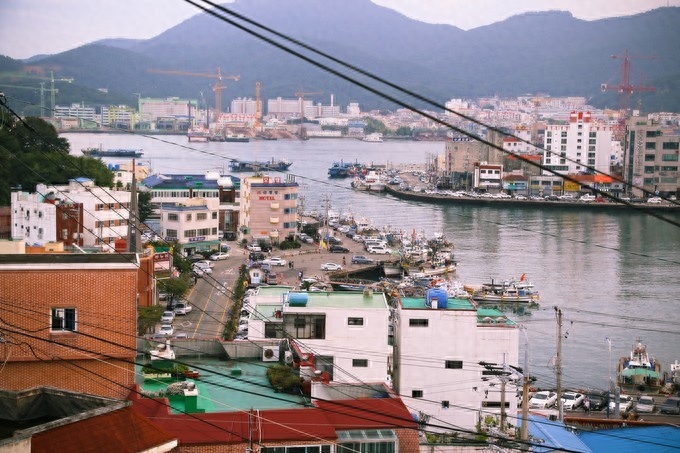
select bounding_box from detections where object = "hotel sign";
[188,236,206,242]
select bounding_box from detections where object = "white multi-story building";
[394,291,519,433]
[54,103,98,127]
[139,97,198,123]
[245,287,391,384]
[12,179,131,251]
[159,198,219,255]
[267,97,313,120]
[230,97,257,115]
[543,111,613,175]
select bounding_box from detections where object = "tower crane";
[147,67,240,116]
[0,71,73,116]
[601,49,657,114]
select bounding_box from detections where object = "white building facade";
[159,198,220,255]
[543,111,613,175]
[394,294,519,433]
[239,175,298,244]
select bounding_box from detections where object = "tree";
[138,191,153,223]
[0,116,112,205]
[158,274,192,302]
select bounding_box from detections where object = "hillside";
[1,0,679,114]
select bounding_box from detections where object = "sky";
[1,0,678,60]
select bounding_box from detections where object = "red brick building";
[0,253,139,399]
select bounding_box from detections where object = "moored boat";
[618,339,664,392]
[82,146,143,158]
[187,127,210,142]
[224,133,250,143]
[362,132,384,142]
[464,274,539,303]
[229,158,292,172]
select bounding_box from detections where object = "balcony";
[270,202,280,210]
[269,217,279,224]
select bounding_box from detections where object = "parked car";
[647,196,663,204]
[635,396,656,413]
[583,390,609,411]
[246,243,261,252]
[609,395,634,413]
[194,259,214,268]
[174,332,189,339]
[192,267,205,278]
[528,391,557,409]
[263,257,287,267]
[351,255,374,264]
[321,262,343,271]
[249,252,265,262]
[367,245,390,254]
[329,245,349,253]
[160,310,175,324]
[174,302,192,315]
[266,273,279,285]
[561,391,585,410]
[158,324,174,336]
[659,396,680,415]
[209,251,230,260]
[326,236,343,245]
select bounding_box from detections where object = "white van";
[367,245,390,254]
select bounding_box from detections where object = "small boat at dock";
[82,145,143,158]
[618,339,664,392]
[464,274,539,304]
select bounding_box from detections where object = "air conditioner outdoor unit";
[262,347,279,362]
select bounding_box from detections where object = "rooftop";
[136,358,307,414]
[286,290,388,310]
[400,296,475,310]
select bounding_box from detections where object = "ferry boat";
[229,158,292,172]
[328,161,355,178]
[224,133,250,143]
[617,339,664,392]
[81,146,143,158]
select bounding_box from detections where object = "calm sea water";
[64,132,680,392]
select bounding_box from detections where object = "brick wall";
[0,266,138,399]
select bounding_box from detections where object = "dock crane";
[147,68,240,117]
[294,89,322,139]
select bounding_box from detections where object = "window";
[645,142,657,150]
[353,359,368,367]
[644,166,655,174]
[445,360,463,369]
[645,154,656,162]
[412,390,423,398]
[196,213,207,221]
[262,446,331,453]
[211,212,218,219]
[662,154,679,162]
[186,213,192,221]
[167,213,178,221]
[662,142,679,150]
[442,401,450,409]
[348,317,364,326]
[166,229,178,239]
[51,308,76,332]
[409,319,428,327]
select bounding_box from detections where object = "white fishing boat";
[618,339,664,392]
[362,132,384,142]
[464,274,539,303]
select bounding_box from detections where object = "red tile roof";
[31,406,176,453]
[315,397,417,430]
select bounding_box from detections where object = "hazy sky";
[1,0,677,59]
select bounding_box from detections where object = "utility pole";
[520,327,530,441]
[555,307,564,422]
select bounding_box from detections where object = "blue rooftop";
[579,425,680,452]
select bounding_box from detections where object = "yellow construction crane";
[148,67,240,115]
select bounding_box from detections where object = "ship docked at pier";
[81,146,143,158]
[229,158,292,172]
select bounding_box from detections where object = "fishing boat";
[464,274,539,303]
[81,146,143,158]
[328,161,356,178]
[229,158,292,172]
[671,360,680,386]
[617,339,664,392]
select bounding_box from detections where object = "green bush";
[266,365,301,392]
[279,240,301,250]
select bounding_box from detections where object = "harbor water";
[63,132,680,393]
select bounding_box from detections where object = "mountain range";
[2,0,680,115]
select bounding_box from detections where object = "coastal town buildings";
[238,174,299,244]
[157,198,220,256]
[143,172,240,240]
[11,178,131,251]
[624,115,680,198]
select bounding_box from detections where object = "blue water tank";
[425,288,448,309]
[288,292,309,306]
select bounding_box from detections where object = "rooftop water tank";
[288,292,309,307]
[426,288,448,309]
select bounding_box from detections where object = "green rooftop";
[289,291,388,309]
[136,358,307,414]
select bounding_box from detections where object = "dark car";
[583,390,609,411]
[659,396,680,415]
[351,255,374,264]
[249,252,265,262]
[327,236,343,245]
[329,245,349,253]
